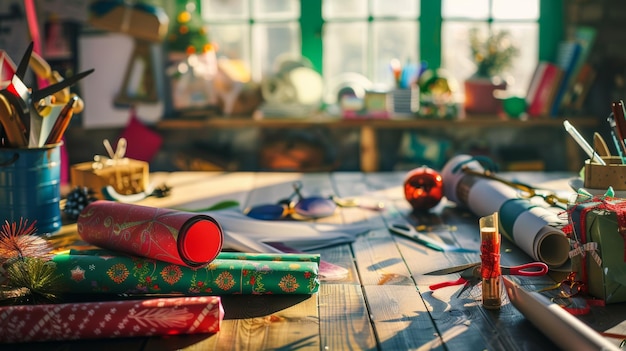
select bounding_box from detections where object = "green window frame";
[176,0,563,78]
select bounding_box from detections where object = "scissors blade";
[388,223,477,253]
[424,262,480,276]
[388,223,445,251]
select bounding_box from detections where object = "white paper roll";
[441,154,570,267]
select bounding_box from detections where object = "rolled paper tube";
[52,250,320,295]
[500,200,570,267]
[0,296,224,343]
[77,200,223,267]
[440,155,570,268]
[503,277,620,351]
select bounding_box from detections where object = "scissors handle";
[429,277,468,291]
[502,262,548,277]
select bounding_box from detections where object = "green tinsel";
[0,258,61,305]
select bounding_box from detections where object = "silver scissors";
[388,223,477,253]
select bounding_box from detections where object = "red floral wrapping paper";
[0,296,223,343]
[77,201,223,267]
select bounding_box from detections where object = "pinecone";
[151,183,172,198]
[63,187,97,220]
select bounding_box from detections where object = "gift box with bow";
[70,138,149,199]
[568,198,626,303]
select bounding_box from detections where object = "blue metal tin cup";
[0,144,62,234]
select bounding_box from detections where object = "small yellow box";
[70,158,149,199]
[584,156,626,192]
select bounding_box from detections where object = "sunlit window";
[322,0,419,89]
[441,0,539,95]
[200,0,300,82]
[196,0,545,101]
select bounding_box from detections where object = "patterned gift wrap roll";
[77,200,223,267]
[52,250,320,295]
[0,296,223,343]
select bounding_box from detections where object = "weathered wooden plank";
[364,285,444,351]
[170,294,319,350]
[351,228,415,286]
[315,244,360,285]
[318,284,377,350]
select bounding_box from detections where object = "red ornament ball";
[403,166,444,211]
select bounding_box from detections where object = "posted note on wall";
[78,33,164,128]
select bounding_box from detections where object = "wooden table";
[6,171,626,350]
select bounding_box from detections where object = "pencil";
[44,96,78,145]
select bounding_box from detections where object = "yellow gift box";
[70,138,149,199]
[584,156,626,192]
[70,157,149,199]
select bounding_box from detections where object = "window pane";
[442,21,537,97]
[372,0,419,18]
[208,23,250,62]
[201,0,249,21]
[442,0,489,19]
[441,21,489,96]
[492,22,538,94]
[372,21,418,87]
[322,0,367,20]
[253,0,299,20]
[492,0,539,20]
[323,22,368,82]
[252,22,301,81]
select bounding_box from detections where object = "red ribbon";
[563,196,626,295]
[572,197,626,261]
[480,234,501,278]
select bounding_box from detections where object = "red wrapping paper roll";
[77,200,223,267]
[0,296,223,343]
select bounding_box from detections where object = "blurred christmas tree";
[167,2,214,55]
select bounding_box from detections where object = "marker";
[563,120,606,165]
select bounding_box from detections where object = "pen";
[611,101,626,155]
[44,96,78,145]
[563,120,606,166]
[606,113,626,163]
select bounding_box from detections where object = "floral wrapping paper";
[52,250,320,295]
[77,200,223,268]
[0,296,223,343]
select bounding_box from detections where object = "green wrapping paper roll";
[52,250,320,295]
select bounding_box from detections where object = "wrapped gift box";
[70,158,149,199]
[0,296,223,343]
[569,200,626,303]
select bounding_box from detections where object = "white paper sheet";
[204,209,373,253]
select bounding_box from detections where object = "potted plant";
[464,28,519,115]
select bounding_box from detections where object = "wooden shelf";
[156,114,598,172]
[157,115,598,130]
